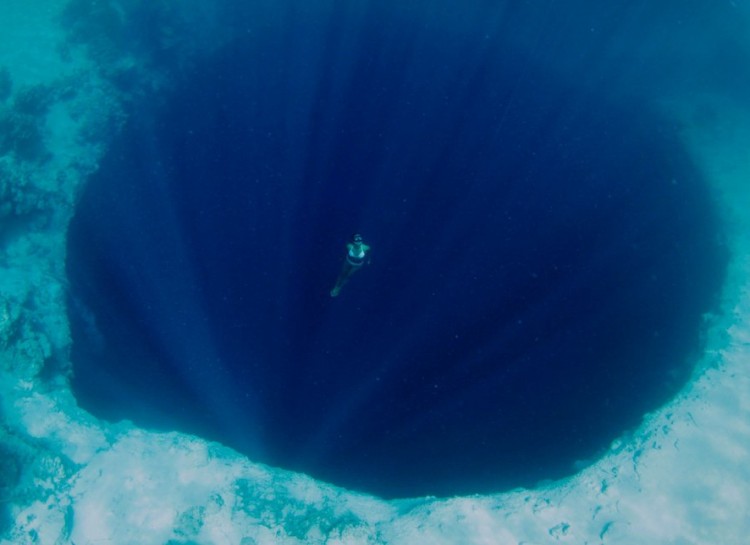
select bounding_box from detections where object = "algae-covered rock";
[0,107,46,161]
[0,440,22,535]
[12,84,55,118]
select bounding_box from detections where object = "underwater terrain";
[67,2,726,498]
[0,0,749,543]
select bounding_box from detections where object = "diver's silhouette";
[330,233,371,297]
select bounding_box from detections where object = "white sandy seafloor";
[1,3,749,544]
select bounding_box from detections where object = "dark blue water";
[67,1,728,498]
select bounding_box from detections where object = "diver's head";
[353,233,363,244]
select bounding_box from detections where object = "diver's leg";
[330,262,355,297]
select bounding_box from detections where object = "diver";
[330,233,371,297]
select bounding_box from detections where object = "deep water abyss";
[67,4,727,498]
